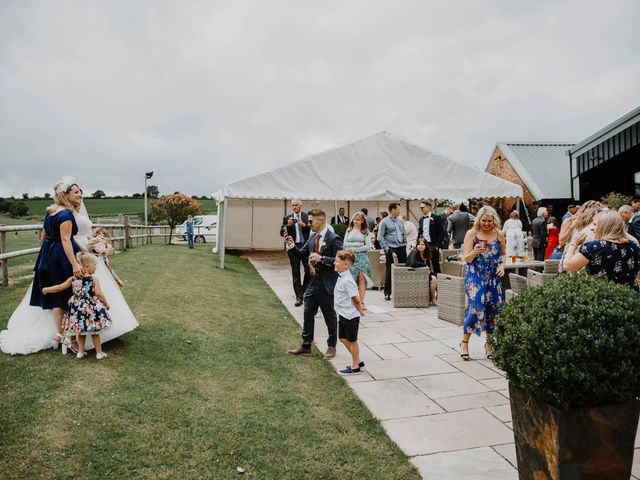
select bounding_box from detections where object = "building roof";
[490,142,575,200]
[218,132,523,201]
[570,105,640,157]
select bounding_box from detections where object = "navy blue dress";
[578,240,640,292]
[30,209,80,309]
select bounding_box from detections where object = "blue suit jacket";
[290,228,343,295]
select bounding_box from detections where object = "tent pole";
[334,200,338,223]
[218,199,227,269]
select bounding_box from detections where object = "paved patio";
[248,252,640,479]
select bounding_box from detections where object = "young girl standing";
[42,252,111,359]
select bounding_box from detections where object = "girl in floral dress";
[42,252,111,360]
[459,207,506,361]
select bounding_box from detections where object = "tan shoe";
[287,346,312,356]
[324,346,336,359]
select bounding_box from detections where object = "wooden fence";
[0,218,173,287]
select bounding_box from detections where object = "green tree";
[8,200,29,217]
[92,189,106,199]
[147,185,159,199]
[22,193,29,200]
[44,192,51,199]
[148,194,203,243]
[601,191,632,211]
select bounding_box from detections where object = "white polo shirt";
[334,271,360,320]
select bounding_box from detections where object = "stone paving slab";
[382,409,514,456]
[247,252,640,479]
[412,447,517,480]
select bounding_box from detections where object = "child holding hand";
[90,227,124,287]
[42,252,111,359]
[333,249,366,375]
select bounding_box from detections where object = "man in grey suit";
[531,207,549,261]
[447,204,475,249]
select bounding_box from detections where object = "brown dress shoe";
[287,346,312,355]
[324,346,336,359]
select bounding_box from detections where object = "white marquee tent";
[214,131,522,267]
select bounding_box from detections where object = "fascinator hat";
[54,176,77,194]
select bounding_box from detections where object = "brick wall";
[485,148,536,217]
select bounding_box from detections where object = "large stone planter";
[509,383,640,480]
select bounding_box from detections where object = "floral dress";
[343,228,372,287]
[62,276,111,335]
[578,240,640,292]
[464,237,504,335]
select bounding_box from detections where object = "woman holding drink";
[459,206,505,361]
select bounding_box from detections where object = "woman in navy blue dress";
[459,206,506,361]
[563,209,640,291]
[29,180,84,342]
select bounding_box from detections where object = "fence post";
[0,231,7,287]
[124,216,132,250]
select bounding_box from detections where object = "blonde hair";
[348,212,369,234]
[46,181,79,215]
[474,206,501,231]
[594,210,628,242]
[336,249,356,264]
[572,200,601,231]
[75,251,97,268]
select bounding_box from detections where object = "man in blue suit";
[280,198,311,306]
[285,209,343,359]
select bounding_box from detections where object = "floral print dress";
[579,240,640,292]
[62,276,111,335]
[463,237,504,335]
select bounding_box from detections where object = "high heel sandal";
[460,340,470,361]
[484,342,494,361]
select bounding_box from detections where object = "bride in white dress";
[0,202,139,354]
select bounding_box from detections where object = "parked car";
[175,215,218,243]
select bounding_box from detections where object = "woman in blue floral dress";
[563,210,640,291]
[43,252,111,360]
[459,206,505,361]
[343,212,373,305]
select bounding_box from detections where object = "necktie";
[315,233,321,253]
[293,215,299,242]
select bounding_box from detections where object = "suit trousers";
[301,283,337,348]
[288,243,308,300]
[384,246,408,296]
[428,243,441,275]
[533,246,546,262]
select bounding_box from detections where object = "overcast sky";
[1,0,638,198]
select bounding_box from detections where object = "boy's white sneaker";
[76,351,87,359]
[96,352,108,360]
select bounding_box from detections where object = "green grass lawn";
[15,198,218,219]
[0,244,420,479]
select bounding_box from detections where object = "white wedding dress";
[0,207,139,354]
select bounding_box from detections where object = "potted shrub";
[492,274,640,480]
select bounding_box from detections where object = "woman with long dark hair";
[406,237,438,305]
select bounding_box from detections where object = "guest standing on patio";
[343,212,372,305]
[459,206,505,362]
[417,201,446,274]
[502,210,525,259]
[280,198,310,307]
[286,209,342,359]
[531,207,548,261]
[545,215,560,259]
[377,203,407,301]
[563,210,640,291]
[447,203,474,249]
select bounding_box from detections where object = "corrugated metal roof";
[570,105,640,157]
[493,142,575,200]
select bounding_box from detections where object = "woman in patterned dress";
[563,210,640,291]
[343,212,373,304]
[459,206,506,361]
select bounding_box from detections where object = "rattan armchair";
[367,250,386,289]
[391,253,430,307]
[527,269,557,286]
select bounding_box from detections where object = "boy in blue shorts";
[334,249,366,375]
